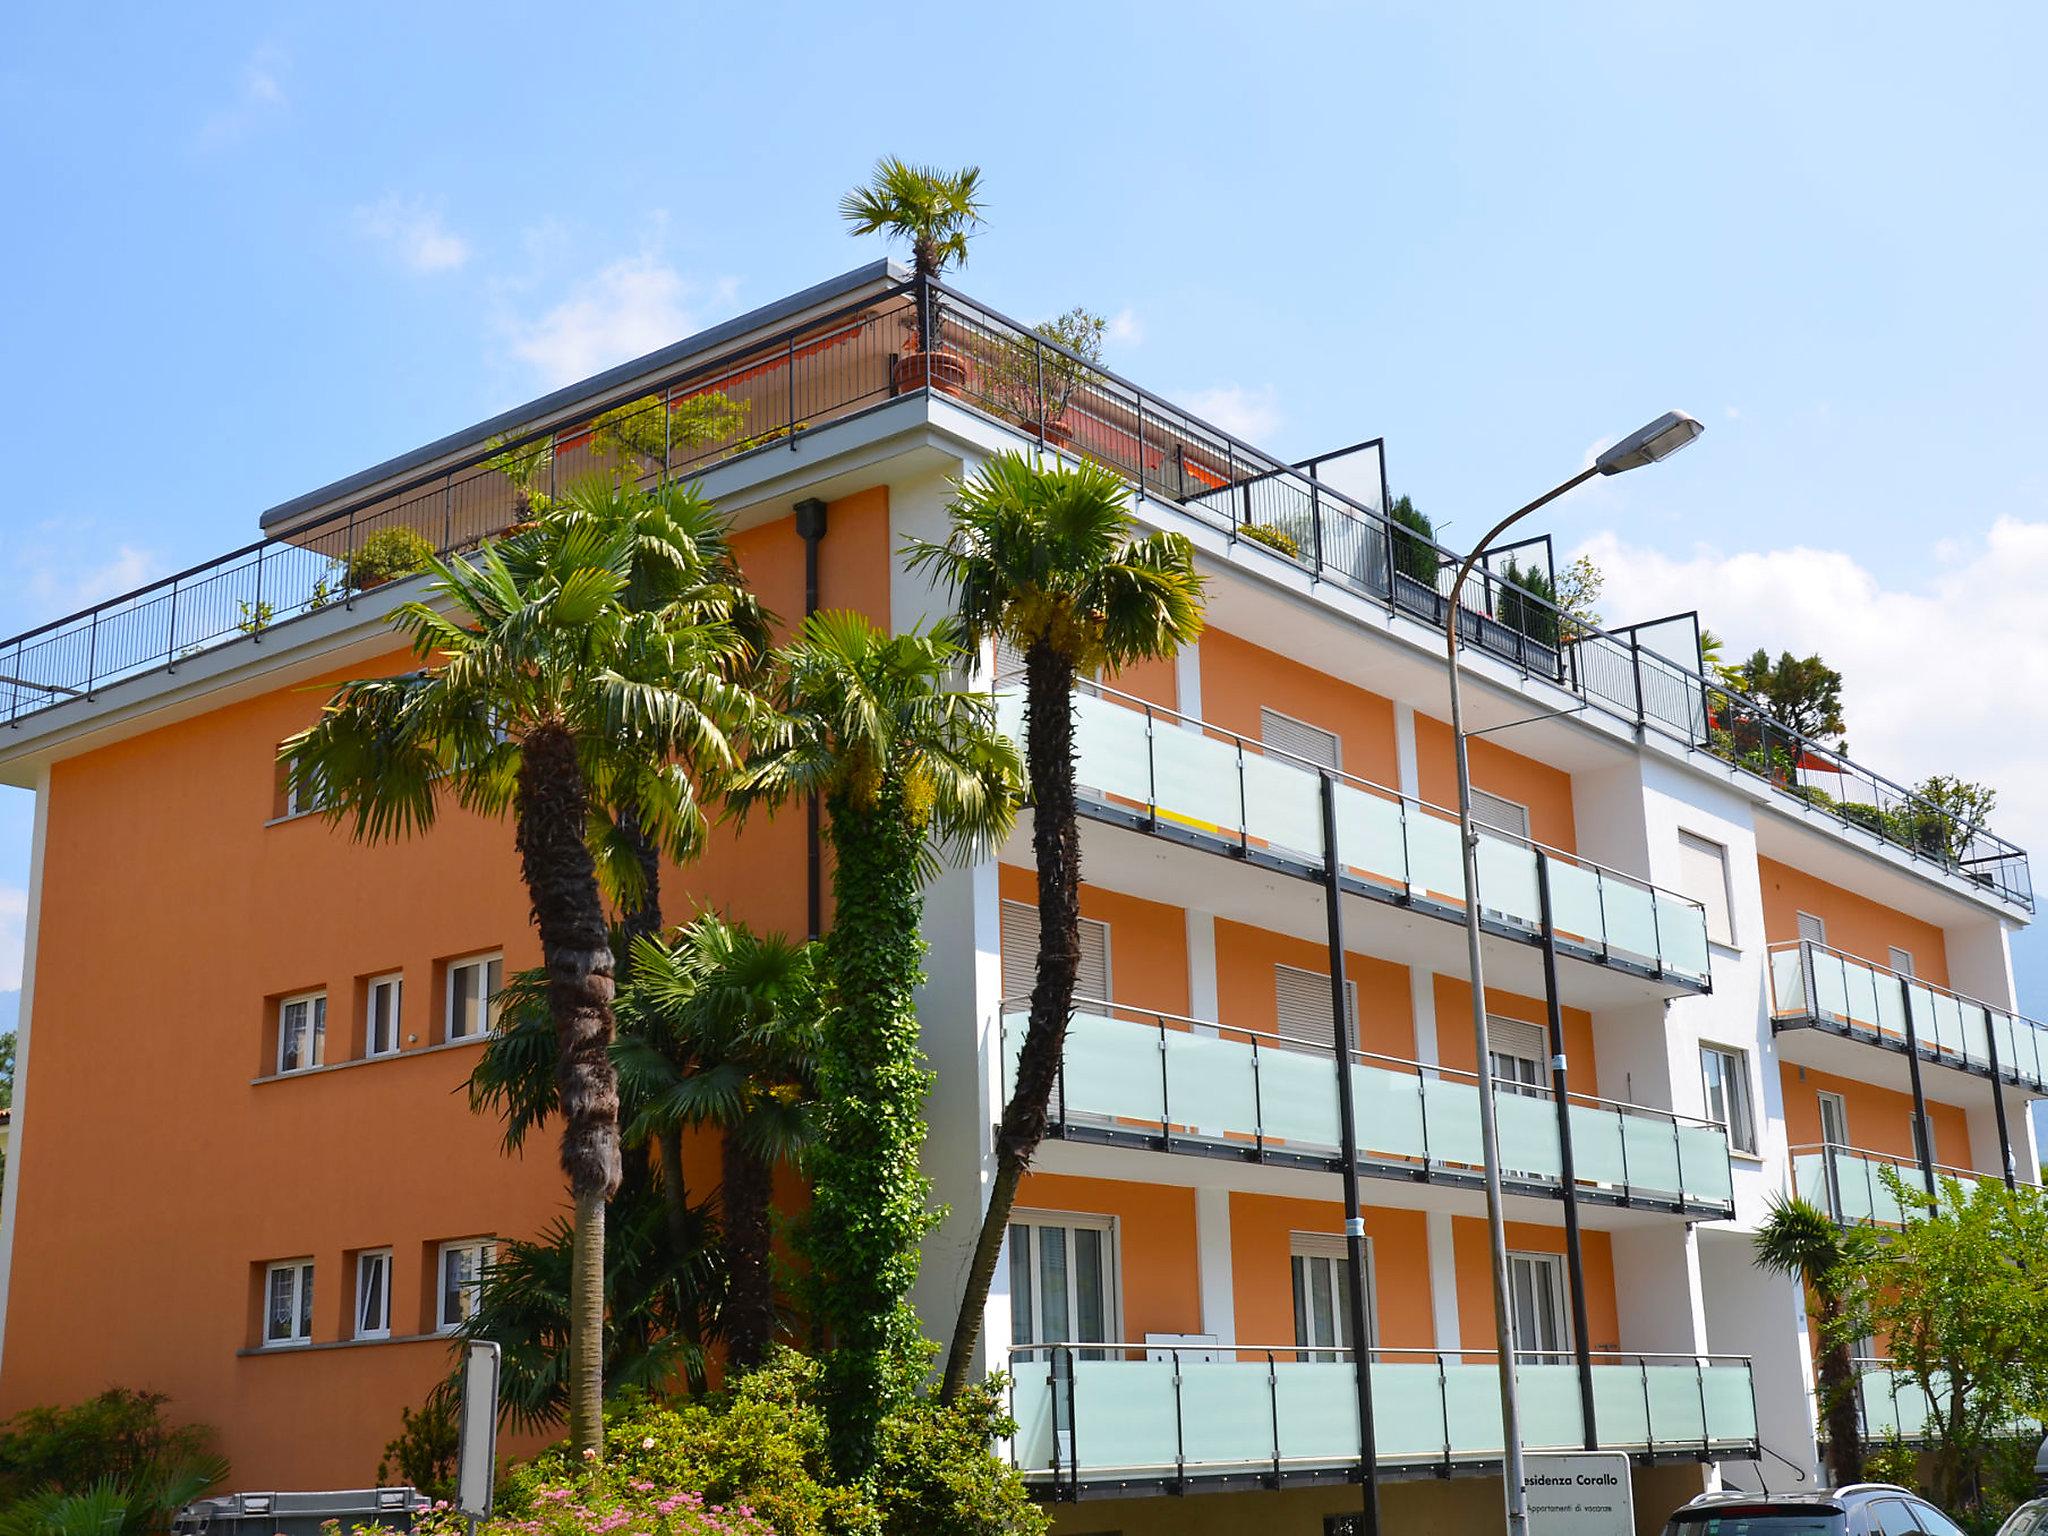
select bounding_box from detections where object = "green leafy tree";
[1908,774,1999,863]
[1751,1194,1877,1485]
[839,159,986,351]
[1556,552,1605,636]
[1730,647,1847,742]
[0,1391,220,1507]
[1495,556,1560,648]
[619,918,823,1371]
[485,431,557,521]
[984,307,1106,434]
[1387,494,1440,586]
[590,394,752,485]
[908,452,1205,1402]
[733,613,1021,1478]
[1842,1170,2048,1516]
[281,512,759,1457]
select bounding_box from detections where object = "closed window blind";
[1796,911,1828,947]
[994,635,1026,685]
[1274,963,1359,1049]
[1470,788,1530,839]
[1260,709,1341,771]
[1677,831,1735,947]
[1001,899,1111,1006]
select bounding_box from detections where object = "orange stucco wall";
[1430,975,1596,1087]
[1228,1193,1434,1353]
[1415,713,1577,851]
[1777,1062,1969,1166]
[0,490,892,1488]
[1011,1172,1203,1343]
[1197,630,1400,788]
[1215,919,1414,1060]
[1452,1218,1621,1357]
[997,866,1192,1018]
[1757,856,1950,985]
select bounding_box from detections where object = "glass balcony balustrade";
[1001,1000,1735,1215]
[994,683,1712,990]
[1768,940,2048,1091]
[1007,1344,1757,1487]
[1789,1143,1989,1228]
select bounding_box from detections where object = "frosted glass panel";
[1061,1012,1166,1125]
[1179,1360,1277,1468]
[1150,726,1245,835]
[1657,895,1710,980]
[1243,751,1323,859]
[1071,691,1154,807]
[1010,1372,1058,1471]
[1604,881,1658,961]
[1272,1363,1361,1465]
[1678,1124,1735,1205]
[1422,1074,1486,1167]
[1571,1103,1629,1189]
[1812,953,1850,1018]
[1702,1366,1757,1444]
[1874,971,1908,1037]
[1646,1364,1707,1446]
[1494,1089,1561,1175]
[1475,832,1539,926]
[1367,1364,1446,1461]
[1407,811,1465,899]
[1167,1030,1260,1132]
[1354,1062,1427,1164]
[1334,782,1407,887]
[1619,1111,1682,1198]
[1071,1360,1179,1472]
[1259,1045,1342,1148]
[1770,947,1808,1015]
[1443,1367,1503,1455]
[1519,1366,1585,1451]
[1591,1365,1651,1448]
[1548,860,1604,946]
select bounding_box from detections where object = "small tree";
[840,158,986,352]
[1907,774,1999,863]
[1555,552,1605,636]
[590,393,751,483]
[984,307,1106,434]
[1842,1170,2048,1516]
[1387,494,1440,587]
[1495,556,1560,648]
[1730,647,1846,743]
[1752,1194,1876,1485]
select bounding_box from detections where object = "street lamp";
[1443,410,1702,1536]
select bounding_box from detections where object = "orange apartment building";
[0,260,2039,1534]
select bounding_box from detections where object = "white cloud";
[1107,308,1143,347]
[7,533,162,622]
[355,195,471,273]
[502,255,738,389]
[1583,518,2048,867]
[0,885,23,992]
[1181,383,1281,444]
[198,43,288,147]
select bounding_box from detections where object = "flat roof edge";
[256,256,910,532]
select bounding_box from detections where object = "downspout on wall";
[795,497,828,940]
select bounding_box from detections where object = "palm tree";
[282,514,759,1456]
[1753,1193,1875,1484]
[733,610,1020,1478]
[909,451,1206,1402]
[839,157,986,352]
[618,917,822,1372]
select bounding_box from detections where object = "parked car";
[1997,1497,2048,1535]
[1662,1485,1966,1535]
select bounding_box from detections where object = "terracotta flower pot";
[895,348,970,397]
[1036,415,1075,449]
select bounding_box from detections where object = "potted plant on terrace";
[839,157,986,397]
[346,526,435,592]
[484,430,556,531]
[985,306,1106,447]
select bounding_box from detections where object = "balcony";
[1003,1001,1735,1218]
[1007,1344,1758,1495]
[0,268,2026,911]
[1768,940,2048,1092]
[995,683,1714,995]
[1789,1143,1989,1228]
[1843,1362,2036,1446]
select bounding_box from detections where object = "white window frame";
[1888,946,1916,979]
[1486,1016,1549,1098]
[437,1239,495,1333]
[1289,1232,1378,1360]
[1817,1090,1850,1148]
[1008,1211,1119,1361]
[354,1249,393,1340]
[445,954,504,1042]
[276,991,328,1075]
[1507,1250,1572,1364]
[1677,830,1737,949]
[1259,707,1342,772]
[281,750,328,819]
[263,1258,315,1347]
[365,974,403,1059]
[1700,1041,1758,1154]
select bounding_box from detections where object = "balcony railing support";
[1899,976,1939,1203]
[1985,1009,2018,1190]
[1537,852,1598,1451]
[1318,773,1381,1535]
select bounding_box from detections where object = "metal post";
[1537,851,1599,1450]
[1985,1009,2018,1190]
[1319,773,1380,1535]
[794,498,828,940]
[1899,976,1938,1202]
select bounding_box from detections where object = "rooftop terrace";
[0,266,2029,910]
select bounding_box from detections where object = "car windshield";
[1664,1515,1845,1535]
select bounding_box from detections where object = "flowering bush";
[382,1484,778,1536]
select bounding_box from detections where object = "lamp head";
[1595,411,1704,475]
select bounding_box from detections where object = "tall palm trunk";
[615,809,691,1253]
[942,639,1079,1401]
[721,1128,776,1371]
[515,722,622,1459]
[1814,1299,1865,1484]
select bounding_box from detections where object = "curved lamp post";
[1444,411,1703,1535]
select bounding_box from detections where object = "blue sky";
[5,3,2048,1028]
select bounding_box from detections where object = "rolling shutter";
[1001,899,1110,1006]
[1260,709,1341,771]
[1469,788,1530,839]
[1274,962,1358,1049]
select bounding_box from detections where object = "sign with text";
[457,1340,501,1519]
[1523,1452,1633,1536]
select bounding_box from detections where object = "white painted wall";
[1698,1229,1821,1490]
[0,768,50,1378]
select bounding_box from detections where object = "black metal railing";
[0,274,2028,910]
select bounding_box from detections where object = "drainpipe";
[1536,852,1598,1451]
[795,497,828,940]
[1319,774,1381,1534]
[1898,975,1938,1203]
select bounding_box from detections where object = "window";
[1507,1252,1570,1364]
[1872,1501,1928,1536]
[446,955,503,1041]
[1910,1112,1937,1168]
[263,1259,314,1346]
[1817,1091,1850,1148]
[437,1240,494,1333]
[1700,1043,1758,1153]
[279,750,329,819]
[1677,831,1736,948]
[1904,1501,1967,1536]
[1260,708,1341,772]
[1796,910,1828,947]
[1291,1234,1376,1361]
[1469,788,1530,841]
[1888,946,1916,978]
[999,900,1110,1006]
[1488,1017,1548,1097]
[1008,1215,1115,1362]
[355,1250,392,1340]
[1274,963,1359,1051]
[277,992,327,1074]
[366,975,403,1058]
